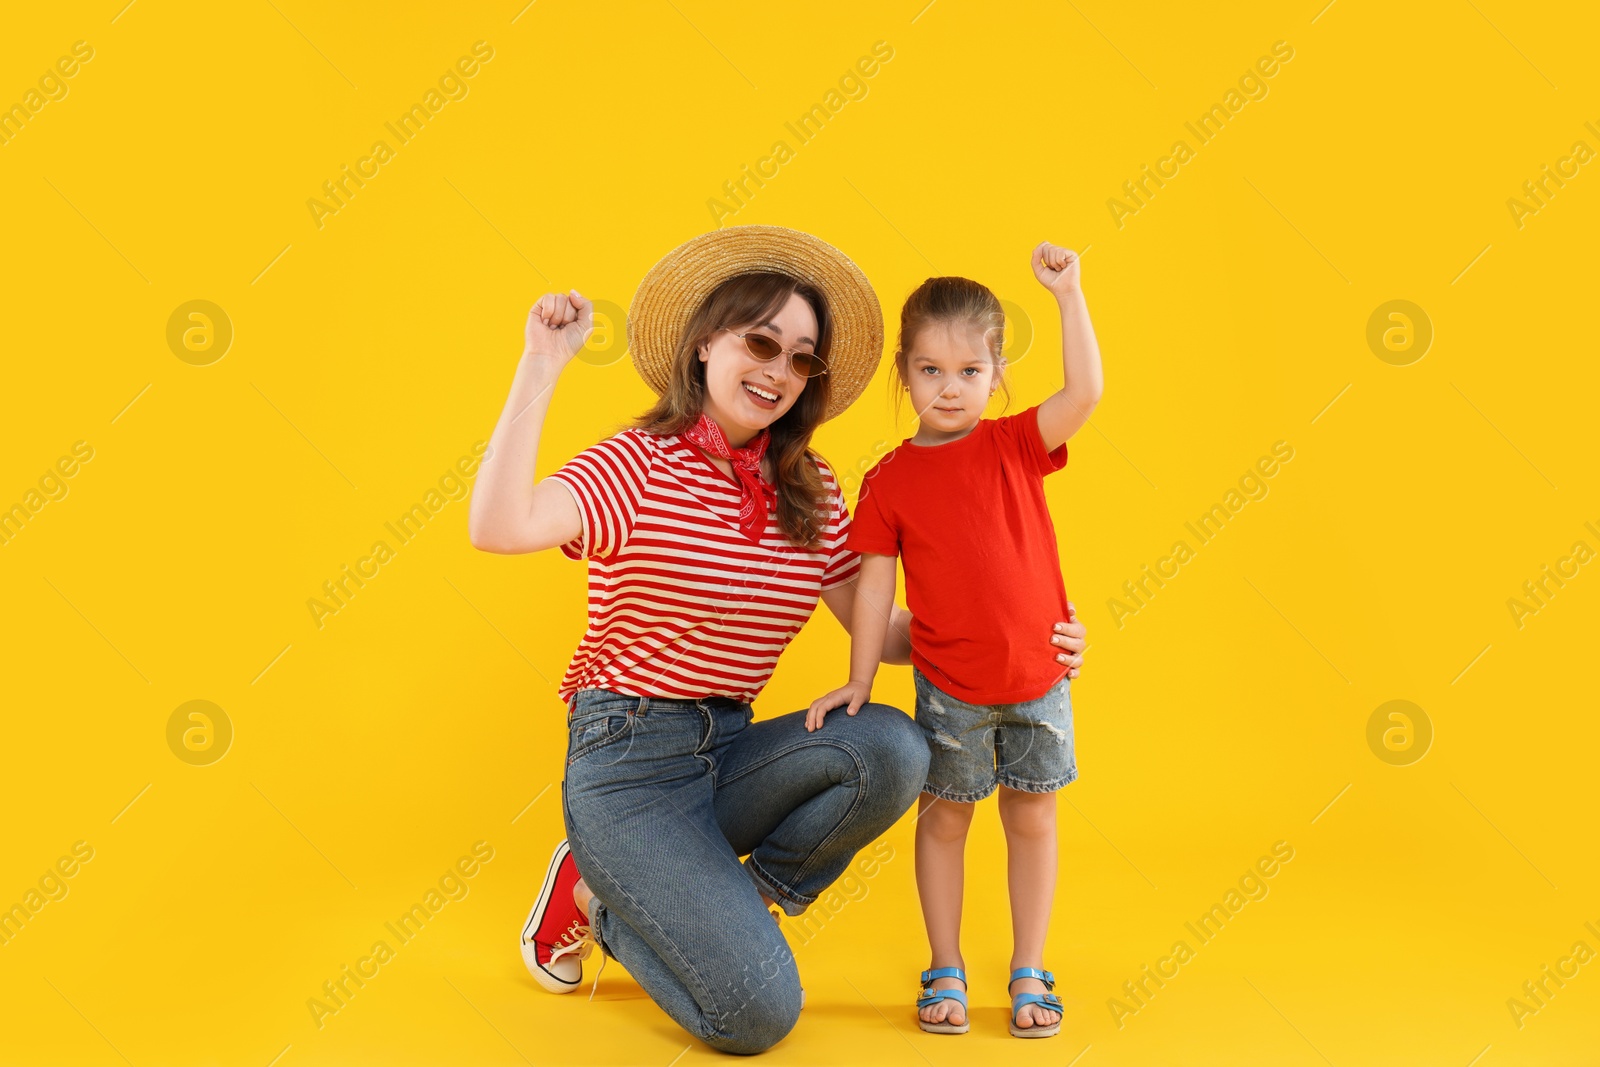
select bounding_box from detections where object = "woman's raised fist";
[523,289,594,365]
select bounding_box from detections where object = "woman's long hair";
[632,272,834,551]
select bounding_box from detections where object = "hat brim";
[627,225,885,423]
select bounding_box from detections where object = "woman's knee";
[707,1002,801,1054]
[855,703,932,790]
[870,703,934,806]
[704,966,802,1054]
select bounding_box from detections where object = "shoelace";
[549,922,607,1000]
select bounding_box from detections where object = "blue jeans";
[561,688,930,1054]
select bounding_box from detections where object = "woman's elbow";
[468,516,521,554]
[471,533,536,554]
[470,512,561,555]
[467,512,496,551]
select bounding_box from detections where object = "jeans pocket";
[567,710,635,765]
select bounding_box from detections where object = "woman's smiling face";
[696,291,818,445]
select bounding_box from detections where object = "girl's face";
[904,320,1002,442]
[696,291,818,445]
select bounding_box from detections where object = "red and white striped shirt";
[545,428,861,705]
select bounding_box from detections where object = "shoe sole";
[919,1021,971,1034]
[520,839,582,994]
[1009,1010,1062,1038]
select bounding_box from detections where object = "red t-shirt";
[847,403,1070,705]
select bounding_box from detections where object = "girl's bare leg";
[914,792,975,1027]
[997,785,1060,1030]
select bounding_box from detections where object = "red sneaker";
[519,839,597,994]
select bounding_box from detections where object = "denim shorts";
[912,667,1077,802]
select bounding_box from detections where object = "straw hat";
[627,225,884,422]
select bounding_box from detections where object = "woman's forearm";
[471,292,593,552]
[469,354,562,548]
[880,604,913,666]
[877,606,1088,674]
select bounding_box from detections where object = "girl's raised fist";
[1031,242,1081,295]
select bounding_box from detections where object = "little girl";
[806,242,1103,1038]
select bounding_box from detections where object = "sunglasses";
[720,329,829,379]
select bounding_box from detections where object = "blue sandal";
[916,966,970,1034]
[1008,967,1063,1038]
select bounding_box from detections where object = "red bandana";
[683,413,777,544]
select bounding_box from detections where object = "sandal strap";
[917,987,969,1009]
[920,966,967,985]
[917,966,969,1012]
[1008,966,1055,989]
[1012,991,1063,1013]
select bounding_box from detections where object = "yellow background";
[2,1,1597,1064]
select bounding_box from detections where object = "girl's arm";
[1031,242,1105,454]
[819,571,911,665]
[806,554,898,730]
[468,291,593,554]
[847,554,898,684]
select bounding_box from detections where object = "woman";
[468,226,1088,1054]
